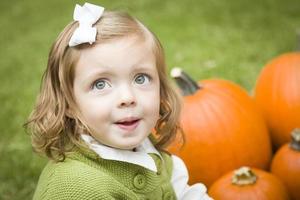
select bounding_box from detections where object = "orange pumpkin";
[168,68,272,187]
[254,52,300,149]
[208,166,290,200]
[271,128,300,200]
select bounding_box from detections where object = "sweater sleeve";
[170,155,213,200]
[37,182,115,200]
[33,160,135,200]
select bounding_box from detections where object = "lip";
[115,117,140,123]
[114,117,141,131]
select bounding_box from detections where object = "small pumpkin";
[271,128,300,200]
[209,166,290,200]
[168,68,272,187]
[254,52,300,149]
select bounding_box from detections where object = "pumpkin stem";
[290,128,300,151]
[171,67,200,96]
[232,166,257,186]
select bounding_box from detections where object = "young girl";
[25,3,212,200]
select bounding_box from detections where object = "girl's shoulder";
[39,147,120,182]
[33,150,137,200]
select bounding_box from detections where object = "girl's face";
[73,36,160,150]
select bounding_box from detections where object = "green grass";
[0,0,299,199]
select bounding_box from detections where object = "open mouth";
[115,119,140,125]
[114,118,140,131]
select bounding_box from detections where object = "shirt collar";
[81,134,162,172]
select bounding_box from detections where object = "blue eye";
[93,79,110,90]
[135,74,151,85]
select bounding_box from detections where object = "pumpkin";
[254,52,300,149]
[271,128,300,200]
[168,68,272,187]
[208,166,290,200]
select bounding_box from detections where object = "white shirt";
[81,134,213,200]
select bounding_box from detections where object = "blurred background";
[0,0,299,199]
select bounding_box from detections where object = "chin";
[117,139,142,150]
[121,143,139,150]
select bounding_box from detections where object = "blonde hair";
[24,11,183,161]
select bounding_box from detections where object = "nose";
[117,85,137,108]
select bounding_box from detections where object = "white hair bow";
[68,3,104,47]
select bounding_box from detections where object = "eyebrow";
[82,70,112,83]
[131,64,156,73]
[94,64,156,76]
[81,64,156,84]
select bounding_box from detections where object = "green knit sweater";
[33,147,177,200]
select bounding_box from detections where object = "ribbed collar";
[81,134,162,172]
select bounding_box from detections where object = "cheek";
[142,92,160,119]
[152,87,161,119]
[78,98,111,124]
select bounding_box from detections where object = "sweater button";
[163,192,174,200]
[133,174,146,189]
